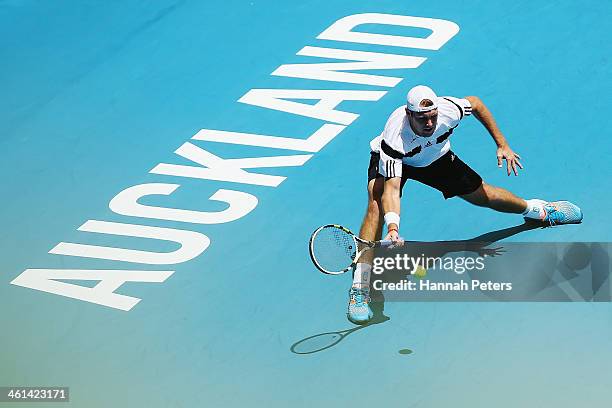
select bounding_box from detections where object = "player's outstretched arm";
[465,95,523,176]
[381,176,402,243]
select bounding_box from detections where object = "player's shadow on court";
[291,221,540,355]
[439,219,543,245]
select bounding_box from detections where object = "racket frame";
[308,224,390,275]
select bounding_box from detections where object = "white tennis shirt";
[370,96,472,176]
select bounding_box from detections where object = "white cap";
[406,85,438,112]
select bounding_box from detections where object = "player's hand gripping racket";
[308,224,403,275]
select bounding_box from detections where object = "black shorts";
[367,150,482,199]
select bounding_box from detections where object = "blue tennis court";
[1,1,611,406]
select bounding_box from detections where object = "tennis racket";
[308,224,402,275]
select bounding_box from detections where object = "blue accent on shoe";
[543,201,583,226]
[347,287,373,325]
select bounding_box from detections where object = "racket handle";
[377,238,404,248]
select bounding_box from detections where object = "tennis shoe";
[347,287,373,325]
[529,200,583,226]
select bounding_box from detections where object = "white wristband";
[384,212,400,228]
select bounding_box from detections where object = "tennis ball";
[413,265,427,279]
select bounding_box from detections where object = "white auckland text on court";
[12,13,461,310]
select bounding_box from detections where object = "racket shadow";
[290,303,390,355]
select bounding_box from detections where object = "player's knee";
[366,197,381,218]
[481,182,502,203]
[463,182,490,207]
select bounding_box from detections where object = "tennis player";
[347,85,583,324]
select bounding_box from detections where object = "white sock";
[522,199,548,220]
[352,263,372,290]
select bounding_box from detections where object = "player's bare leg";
[352,177,384,288]
[348,176,384,324]
[460,181,583,225]
[459,182,527,213]
[359,177,385,257]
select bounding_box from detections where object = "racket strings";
[311,227,357,273]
